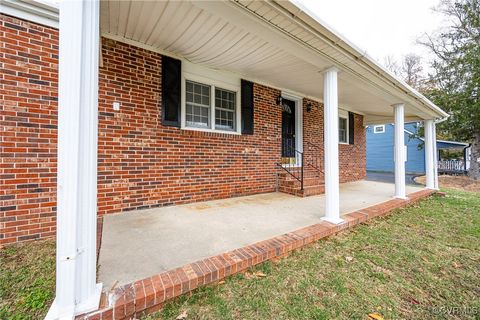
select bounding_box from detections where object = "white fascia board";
[436,140,469,147]
[0,0,59,28]
[364,115,423,125]
[280,0,449,120]
[402,130,468,147]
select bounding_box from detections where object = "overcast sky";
[300,0,444,69]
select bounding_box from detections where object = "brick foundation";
[1,15,367,245]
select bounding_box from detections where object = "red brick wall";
[0,16,366,245]
[97,38,282,214]
[303,98,366,183]
[0,15,58,246]
[339,113,366,182]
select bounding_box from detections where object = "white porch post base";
[45,284,102,320]
[393,103,407,199]
[321,216,345,225]
[46,0,102,319]
[322,67,343,224]
[424,119,435,189]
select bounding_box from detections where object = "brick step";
[279,184,325,197]
[281,177,324,187]
[277,166,324,197]
[278,170,322,180]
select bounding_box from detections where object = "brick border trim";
[77,189,435,320]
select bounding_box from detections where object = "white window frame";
[181,63,241,135]
[338,109,349,144]
[373,125,385,134]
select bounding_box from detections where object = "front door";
[281,98,296,163]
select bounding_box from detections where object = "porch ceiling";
[100,0,447,124]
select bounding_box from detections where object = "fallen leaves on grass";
[368,312,384,320]
[415,175,480,192]
[244,271,267,279]
[175,310,188,320]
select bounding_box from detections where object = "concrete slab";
[98,180,422,290]
[366,170,421,185]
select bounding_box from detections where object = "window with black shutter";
[348,111,355,145]
[241,79,254,135]
[161,55,181,127]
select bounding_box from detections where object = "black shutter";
[241,79,254,134]
[161,55,181,127]
[348,112,355,145]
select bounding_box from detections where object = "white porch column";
[432,121,439,189]
[46,0,102,319]
[322,67,343,224]
[424,119,435,189]
[393,103,407,199]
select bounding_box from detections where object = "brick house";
[0,1,447,319]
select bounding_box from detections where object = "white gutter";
[281,0,449,120]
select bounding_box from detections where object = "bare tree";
[383,54,425,90]
[401,54,424,88]
[383,55,401,77]
[419,0,480,180]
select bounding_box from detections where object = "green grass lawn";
[0,238,55,320]
[1,189,479,319]
[145,190,480,320]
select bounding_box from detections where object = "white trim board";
[0,0,59,28]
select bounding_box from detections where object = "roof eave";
[282,0,449,120]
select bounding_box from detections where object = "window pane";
[339,117,347,143]
[186,80,210,128]
[215,87,236,131]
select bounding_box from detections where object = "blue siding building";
[367,122,425,174]
[367,122,470,174]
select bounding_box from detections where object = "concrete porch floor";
[98,180,422,290]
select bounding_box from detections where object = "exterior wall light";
[306,102,312,112]
[276,95,283,106]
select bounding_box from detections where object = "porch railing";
[276,141,323,191]
[304,141,323,172]
[437,160,467,174]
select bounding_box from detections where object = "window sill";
[181,126,241,135]
[339,142,350,145]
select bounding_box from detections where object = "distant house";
[367,123,471,174]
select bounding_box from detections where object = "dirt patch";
[415,175,480,192]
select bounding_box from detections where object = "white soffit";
[98,0,445,121]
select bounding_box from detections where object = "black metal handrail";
[276,141,323,191]
[277,142,304,190]
[304,141,323,173]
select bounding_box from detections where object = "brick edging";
[77,189,435,320]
